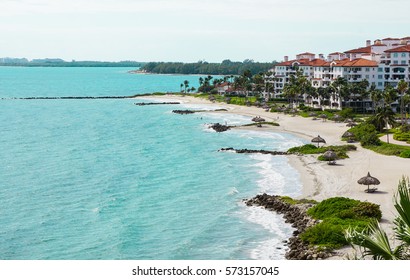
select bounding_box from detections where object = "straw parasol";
[322,150,337,165]
[357,172,380,193]
[342,131,355,143]
[332,114,342,122]
[252,116,265,122]
[346,121,357,127]
[311,135,326,148]
[319,114,328,121]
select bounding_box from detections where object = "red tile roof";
[344,46,371,54]
[331,58,378,67]
[383,37,401,40]
[276,58,327,67]
[385,45,410,53]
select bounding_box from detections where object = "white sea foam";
[249,154,286,195]
[198,112,252,125]
[244,206,293,259]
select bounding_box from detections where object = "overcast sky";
[1,0,410,62]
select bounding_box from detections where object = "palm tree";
[374,106,396,143]
[330,77,348,109]
[397,80,409,125]
[369,84,383,115]
[383,84,398,108]
[345,176,410,260]
[183,80,189,94]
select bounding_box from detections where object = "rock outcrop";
[245,193,334,260]
[219,147,288,155]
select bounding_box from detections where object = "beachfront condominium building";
[268,37,410,112]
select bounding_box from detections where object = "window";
[365,68,370,72]
[378,82,383,86]
[402,53,407,57]
[378,75,383,79]
[365,75,370,79]
[401,61,406,65]
[393,53,399,58]
[393,60,399,64]
[378,68,383,72]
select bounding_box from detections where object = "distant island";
[0,57,277,75]
[139,59,277,75]
[0,57,145,67]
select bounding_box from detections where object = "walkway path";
[379,134,410,146]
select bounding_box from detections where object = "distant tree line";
[0,58,146,67]
[141,59,277,75]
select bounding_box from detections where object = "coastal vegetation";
[287,144,356,160]
[141,59,276,75]
[301,197,382,249]
[345,176,410,260]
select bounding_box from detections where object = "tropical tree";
[369,84,383,115]
[374,106,396,143]
[183,80,189,94]
[345,176,410,260]
[397,80,409,125]
[383,84,398,108]
[329,77,349,109]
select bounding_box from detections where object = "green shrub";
[399,150,410,158]
[287,144,319,154]
[360,132,382,146]
[349,123,378,143]
[307,197,360,219]
[302,197,381,248]
[339,108,355,119]
[352,202,382,220]
[300,220,348,249]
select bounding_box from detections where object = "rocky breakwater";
[172,110,195,114]
[135,102,180,106]
[245,194,334,260]
[209,123,230,132]
[219,147,288,156]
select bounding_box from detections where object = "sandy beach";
[135,94,410,258]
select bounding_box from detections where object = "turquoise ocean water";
[0,67,306,260]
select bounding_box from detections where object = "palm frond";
[394,177,410,235]
[345,221,400,260]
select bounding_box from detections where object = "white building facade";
[268,37,410,110]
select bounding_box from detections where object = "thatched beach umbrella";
[342,131,355,142]
[357,172,380,193]
[319,114,328,121]
[311,135,326,148]
[308,112,317,117]
[342,131,354,138]
[252,116,265,122]
[332,114,342,122]
[323,150,337,165]
[346,121,357,127]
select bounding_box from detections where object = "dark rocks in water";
[135,102,180,106]
[209,123,230,132]
[219,147,288,155]
[245,193,333,260]
[172,110,195,114]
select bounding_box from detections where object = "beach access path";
[135,94,410,258]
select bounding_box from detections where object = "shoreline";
[135,94,409,259]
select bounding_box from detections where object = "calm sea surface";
[0,67,305,259]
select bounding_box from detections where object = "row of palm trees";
[283,71,410,120]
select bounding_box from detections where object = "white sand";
[135,94,410,258]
